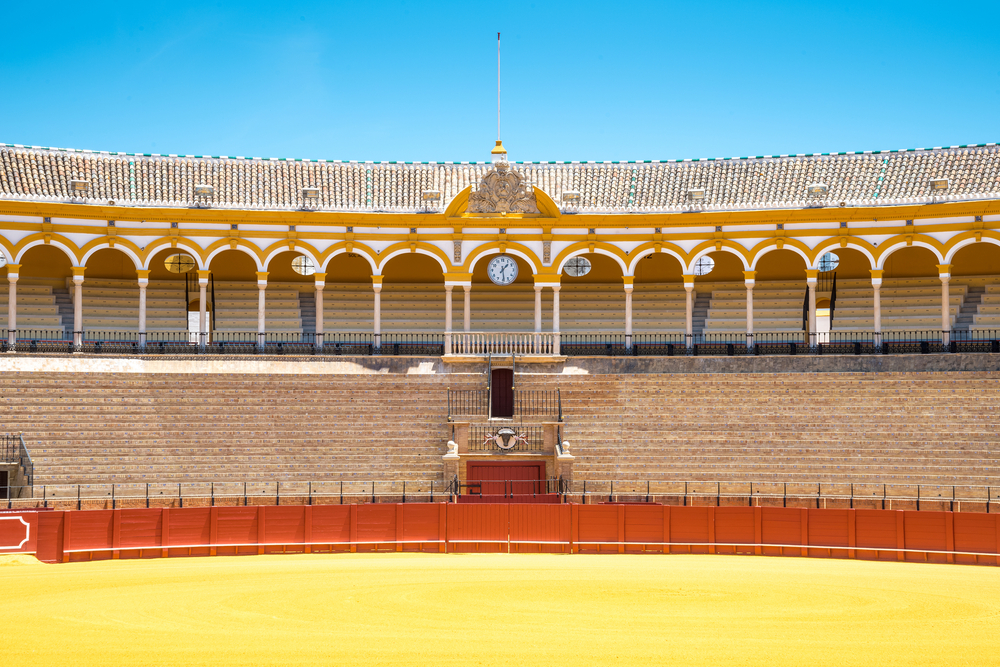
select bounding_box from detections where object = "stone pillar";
[444,284,453,354]
[463,284,471,332]
[71,267,85,350]
[197,269,211,349]
[805,269,818,348]
[255,271,268,350]
[552,284,561,356]
[744,270,756,349]
[314,272,326,352]
[136,269,150,349]
[623,276,634,351]
[870,269,883,348]
[533,284,543,354]
[372,276,383,349]
[6,264,20,349]
[938,264,952,348]
[683,275,695,349]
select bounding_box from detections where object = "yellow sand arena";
[2,553,999,666]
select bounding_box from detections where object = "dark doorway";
[0,470,8,500]
[491,368,514,418]
[467,461,545,496]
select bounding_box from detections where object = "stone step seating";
[704,284,808,333]
[213,283,303,333]
[63,278,188,332]
[518,372,1000,485]
[0,283,63,331]
[1,372,477,484]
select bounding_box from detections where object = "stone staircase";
[52,287,73,334]
[954,285,985,331]
[299,292,316,334]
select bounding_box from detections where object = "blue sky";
[1,1,997,161]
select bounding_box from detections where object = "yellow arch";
[13,232,82,265]
[551,242,629,276]
[0,236,17,266]
[463,241,543,275]
[140,237,209,270]
[943,230,1000,265]
[687,240,752,272]
[261,239,323,271]
[748,238,814,270]
[319,242,379,274]
[874,234,945,269]
[377,241,452,275]
[203,239,266,271]
[809,237,878,270]
[79,237,144,269]
[625,240,691,275]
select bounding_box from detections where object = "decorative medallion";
[484,427,527,451]
[468,161,540,214]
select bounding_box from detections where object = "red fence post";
[209,507,219,556]
[848,509,856,559]
[662,506,670,555]
[945,512,955,564]
[708,506,716,554]
[439,502,447,553]
[896,511,905,562]
[753,506,762,555]
[617,504,625,554]
[800,508,809,558]
[62,509,72,563]
[304,505,312,554]
[395,504,403,553]
[350,504,358,553]
[571,503,579,554]
[161,507,169,559]
[257,506,265,555]
[112,509,121,560]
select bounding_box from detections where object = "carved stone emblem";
[468,162,539,214]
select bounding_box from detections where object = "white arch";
[875,240,944,270]
[554,247,628,276]
[80,243,142,269]
[376,247,449,275]
[626,247,687,276]
[823,242,876,270]
[322,247,378,274]
[204,243,264,271]
[750,244,813,271]
[686,245,750,273]
[15,239,78,265]
[944,236,1000,264]
[467,247,540,275]
[263,245,321,272]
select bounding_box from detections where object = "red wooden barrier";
[1,504,998,566]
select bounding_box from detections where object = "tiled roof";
[0,143,998,213]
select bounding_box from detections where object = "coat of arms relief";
[467,161,540,214]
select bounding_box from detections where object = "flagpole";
[497,32,501,141]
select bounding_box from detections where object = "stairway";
[298,292,316,334]
[52,288,73,336]
[953,285,985,331]
[691,291,712,335]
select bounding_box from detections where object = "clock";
[487,255,518,285]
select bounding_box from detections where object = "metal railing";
[448,389,561,420]
[468,425,546,452]
[3,329,1000,357]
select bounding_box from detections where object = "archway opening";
[80,248,145,334]
[469,253,537,332]
[9,245,73,337]
[878,246,948,332]
[209,250,277,338]
[381,253,446,334]
[815,247,872,333]
[146,248,199,338]
[318,252,376,334]
[633,252,685,334]
[559,253,623,334]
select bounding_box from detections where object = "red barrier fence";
[2,504,999,566]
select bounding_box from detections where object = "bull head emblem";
[483,427,527,451]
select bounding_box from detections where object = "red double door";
[467,462,547,497]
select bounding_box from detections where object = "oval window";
[693,256,715,276]
[818,252,840,271]
[164,253,195,273]
[292,255,316,276]
[564,256,592,277]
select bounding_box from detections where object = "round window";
[564,256,592,277]
[693,256,715,276]
[164,253,195,273]
[818,252,840,271]
[291,255,316,276]
[0,254,7,269]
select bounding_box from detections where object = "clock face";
[487,255,519,285]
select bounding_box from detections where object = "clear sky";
[1,1,997,162]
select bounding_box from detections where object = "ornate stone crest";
[484,427,527,451]
[467,161,540,214]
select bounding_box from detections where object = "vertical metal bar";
[112,484,116,510]
[146,483,149,509]
[340,480,343,505]
[276,481,280,506]
[244,482,247,507]
[77,484,81,511]
[308,481,312,506]
[403,480,406,503]
[178,482,183,508]
[850,483,854,509]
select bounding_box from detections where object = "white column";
[6,264,19,349]
[552,285,561,356]
[197,270,210,349]
[444,284,453,354]
[683,276,695,349]
[533,285,543,354]
[137,269,149,349]
[871,269,883,348]
[623,280,633,351]
[806,270,818,348]
[314,273,325,352]
[255,271,268,350]
[938,264,952,348]
[744,270,756,349]
[72,268,85,350]
[372,280,382,349]
[463,285,471,332]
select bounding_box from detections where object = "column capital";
[805,269,819,283]
[682,274,696,290]
[136,269,151,285]
[743,270,756,287]
[313,272,327,287]
[255,271,269,285]
[371,275,384,287]
[936,264,952,278]
[533,274,561,288]
[870,269,884,286]
[71,266,86,281]
[444,272,473,283]
[444,284,454,292]
[6,263,20,281]
[621,276,635,288]
[197,269,211,284]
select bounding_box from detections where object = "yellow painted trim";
[135,269,151,279]
[318,242,379,274]
[376,241,452,273]
[873,233,946,267]
[463,241,543,274]
[550,241,629,275]
[12,232,82,265]
[687,239,752,270]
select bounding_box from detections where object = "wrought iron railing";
[3,329,1000,357]
[468,424,545,452]
[448,389,490,418]
[447,389,561,420]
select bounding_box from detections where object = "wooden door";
[491,368,514,418]
[467,462,545,496]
